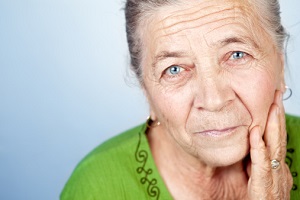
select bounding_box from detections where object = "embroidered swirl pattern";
[135,130,160,199]
[285,133,298,191]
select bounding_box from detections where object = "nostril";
[193,88,235,112]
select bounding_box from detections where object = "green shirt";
[61,114,300,199]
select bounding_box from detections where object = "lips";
[187,104,252,138]
[196,126,240,137]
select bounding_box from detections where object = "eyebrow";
[219,36,259,49]
[152,51,187,68]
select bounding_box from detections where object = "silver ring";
[271,159,280,169]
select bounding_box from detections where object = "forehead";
[143,0,263,52]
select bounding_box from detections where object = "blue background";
[0,1,299,199]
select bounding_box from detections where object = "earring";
[146,116,161,128]
[283,86,292,101]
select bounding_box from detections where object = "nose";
[193,75,235,112]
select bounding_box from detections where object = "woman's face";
[141,0,284,166]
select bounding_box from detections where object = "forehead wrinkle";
[159,4,231,30]
[155,0,252,32]
[156,0,223,25]
[203,22,261,50]
[160,7,235,36]
[157,0,249,26]
[158,2,211,24]
[156,5,252,39]
[148,1,253,43]
[156,15,238,43]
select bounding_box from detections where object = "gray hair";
[125,0,288,83]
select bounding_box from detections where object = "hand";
[247,90,293,199]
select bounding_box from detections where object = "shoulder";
[86,123,145,157]
[60,124,147,200]
[80,123,145,169]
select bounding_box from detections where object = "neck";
[147,125,249,199]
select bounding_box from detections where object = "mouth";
[196,126,241,137]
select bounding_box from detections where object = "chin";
[186,126,250,167]
[198,143,250,168]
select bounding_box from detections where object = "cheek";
[231,69,276,129]
[147,83,193,129]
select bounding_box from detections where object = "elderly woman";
[61,0,300,199]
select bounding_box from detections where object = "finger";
[264,103,282,163]
[249,126,272,192]
[276,91,287,157]
[274,90,286,136]
[265,90,287,161]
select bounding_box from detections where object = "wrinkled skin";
[140,0,293,199]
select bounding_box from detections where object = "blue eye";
[166,65,183,75]
[230,51,245,60]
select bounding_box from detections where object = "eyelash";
[229,51,246,60]
[162,65,187,79]
[166,65,184,74]
[225,51,251,65]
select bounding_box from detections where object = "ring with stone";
[271,159,280,169]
